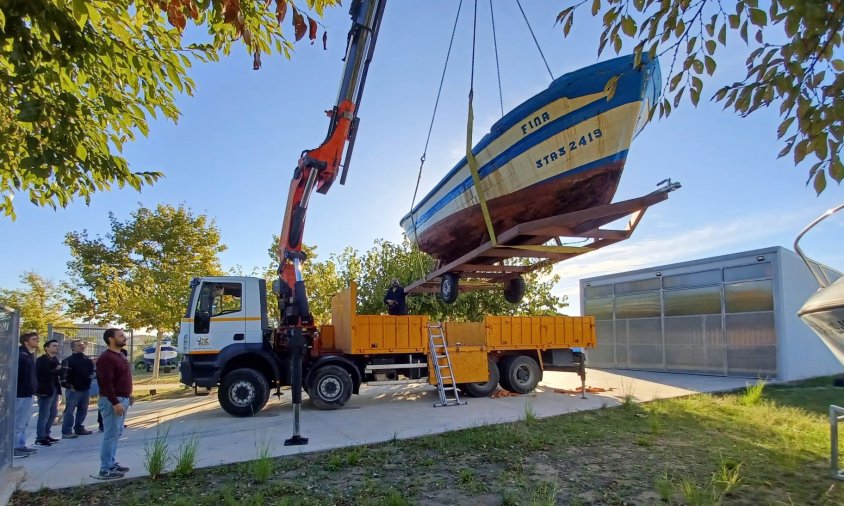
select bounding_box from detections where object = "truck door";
[189,281,246,354]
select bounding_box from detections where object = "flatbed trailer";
[317,282,595,399]
[405,180,681,302]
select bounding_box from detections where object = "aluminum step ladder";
[427,323,466,407]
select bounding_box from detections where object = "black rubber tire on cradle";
[440,273,459,304]
[499,355,542,394]
[308,365,353,410]
[218,367,270,417]
[460,357,501,398]
[503,276,526,304]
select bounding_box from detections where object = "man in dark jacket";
[14,332,39,458]
[60,340,95,438]
[35,339,62,446]
[383,278,408,315]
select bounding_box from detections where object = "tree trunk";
[152,330,163,380]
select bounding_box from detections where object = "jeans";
[62,389,90,435]
[99,397,129,473]
[36,393,59,440]
[14,397,34,449]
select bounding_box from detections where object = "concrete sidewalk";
[13,369,751,492]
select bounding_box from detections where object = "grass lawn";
[132,370,181,385]
[13,376,844,505]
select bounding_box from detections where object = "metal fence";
[0,306,21,474]
[48,325,134,363]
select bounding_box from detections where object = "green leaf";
[832,60,844,72]
[0,8,5,31]
[830,158,844,183]
[603,75,620,100]
[705,40,716,55]
[718,24,727,45]
[622,16,636,37]
[591,0,601,17]
[72,0,89,28]
[794,139,810,164]
[728,14,740,29]
[76,144,88,161]
[813,169,827,195]
[704,56,716,75]
[749,8,767,27]
[777,117,795,139]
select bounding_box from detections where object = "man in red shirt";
[96,328,133,479]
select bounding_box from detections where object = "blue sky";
[1,1,841,315]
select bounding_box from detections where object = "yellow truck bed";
[320,283,595,357]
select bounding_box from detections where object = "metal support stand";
[576,352,587,399]
[285,327,309,446]
[830,404,844,480]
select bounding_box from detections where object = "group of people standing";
[14,328,134,480]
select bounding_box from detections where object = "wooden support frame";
[405,181,681,297]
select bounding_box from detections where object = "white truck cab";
[179,276,267,353]
[179,276,287,415]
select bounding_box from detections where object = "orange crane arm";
[276,0,387,325]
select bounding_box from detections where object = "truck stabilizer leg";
[285,327,309,446]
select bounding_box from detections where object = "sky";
[1,1,842,316]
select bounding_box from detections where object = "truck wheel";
[500,355,541,394]
[441,273,459,304]
[460,358,500,398]
[504,276,526,304]
[309,365,353,410]
[218,368,270,417]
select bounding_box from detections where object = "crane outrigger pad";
[405,181,681,300]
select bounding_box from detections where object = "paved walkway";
[13,369,751,491]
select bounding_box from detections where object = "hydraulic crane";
[273,0,387,444]
[274,0,386,326]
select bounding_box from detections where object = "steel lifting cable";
[465,1,592,259]
[408,0,464,274]
[515,0,554,81]
[489,0,504,117]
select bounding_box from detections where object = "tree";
[266,237,569,324]
[0,0,341,218]
[0,271,74,337]
[65,203,226,377]
[556,0,843,193]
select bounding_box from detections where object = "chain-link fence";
[0,306,21,475]
[48,325,135,363]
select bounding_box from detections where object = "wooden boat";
[400,54,661,263]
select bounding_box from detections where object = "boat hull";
[798,277,844,365]
[401,54,660,262]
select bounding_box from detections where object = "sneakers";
[111,463,130,473]
[76,429,93,436]
[46,436,60,443]
[34,439,52,447]
[97,469,125,480]
[13,448,36,458]
[62,433,78,439]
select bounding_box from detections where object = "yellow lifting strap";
[464,94,592,257]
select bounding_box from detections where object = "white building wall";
[581,246,844,381]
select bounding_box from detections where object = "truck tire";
[309,365,353,410]
[218,368,270,417]
[499,355,541,394]
[504,276,526,304]
[441,273,459,304]
[460,357,500,398]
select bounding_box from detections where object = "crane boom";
[275,0,387,325]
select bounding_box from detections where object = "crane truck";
[178,0,595,424]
